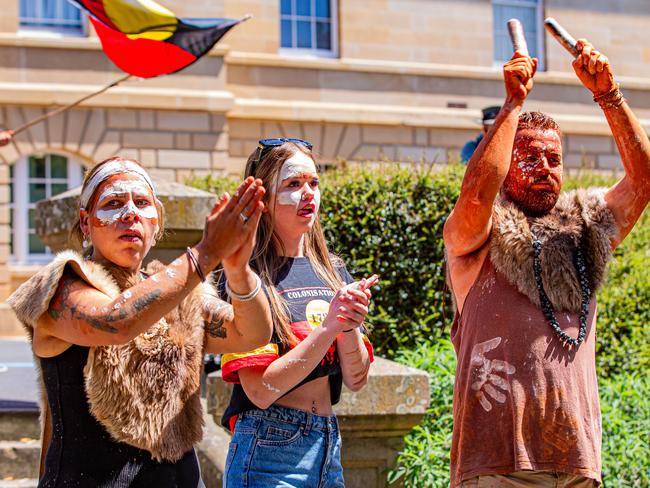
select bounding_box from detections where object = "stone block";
[93,130,122,162]
[116,148,140,161]
[175,133,192,150]
[192,133,221,151]
[210,114,227,132]
[139,149,157,168]
[138,110,155,130]
[47,113,66,149]
[123,131,174,149]
[79,109,107,159]
[351,144,383,161]
[23,108,48,151]
[210,151,230,169]
[567,134,613,154]
[64,109,90,152]
[597,154,623,170]
[335,125,363,160]
[157,111,210,132]
[107,109,138,129]
[146,168,176,181]
[429,128,476,148]
[229,120,262,139]
[414,127,428,146]
[158,149,211,169]
[362,125,413,145]
[321,124,346,160]
[397,145,447,163]
[564,152,596,169]
[0,141,21,165]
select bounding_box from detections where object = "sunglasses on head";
[251,138,313,173]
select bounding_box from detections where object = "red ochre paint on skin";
[503,129,563,216]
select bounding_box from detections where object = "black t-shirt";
[219,257,374,430]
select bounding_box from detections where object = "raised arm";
[35,178,265,354]
[443,52,537,257]
[203,194,273,355]
[572,40,650,248]
[237,284,370,409]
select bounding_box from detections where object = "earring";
[82,236,91,249]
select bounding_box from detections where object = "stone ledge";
[0,33,229,56]
[0,82,235,112]
[225,51,650,90]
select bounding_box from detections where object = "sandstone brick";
[0,165,8,185]
[302,124,324,152]
[138,110,155,130]
[0,142,20,165]
[429,129,476,148]
[192,133,221,151]
[107,109,138,129]
[158,150,211,169]
[350,144,383,161]
[64,109,91,152]
[147,168,176,181]
[567,135,613,154]
[397,145,447,163]
[93,130,121,162]
[23,108,49,151]
[157,111,210,131]
[210,114,227,132]
[320,124,346,160]
[336,126,363,160]
[139,149,157,168]
[116,148,140,161]
[563,152,596,169]
[123,131,174,149]
[414,127,428,146]
[47,115,65,149]
[175,133,192,150]
[229,120,263,139]
[175,169,194,183]
[362,125,413,145]
[79,109,107,160]
[597,154,623,171]
[210,151,230,169]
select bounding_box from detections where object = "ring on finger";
[239,212,249,223]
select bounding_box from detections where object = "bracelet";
[593,84,625,110]
[186,247,206,282]
[225,273,262,302]
[342,329,355,333]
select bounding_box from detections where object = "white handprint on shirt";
[470,337,516,412]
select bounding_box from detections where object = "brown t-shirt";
[449,257,602,486]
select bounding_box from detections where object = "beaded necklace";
[531,232,591,348]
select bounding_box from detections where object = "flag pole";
[11,73,133,136]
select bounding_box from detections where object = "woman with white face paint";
[220,139,378,487]
[7,156,273,487]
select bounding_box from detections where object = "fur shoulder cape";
[490,188,617,313]
[7,250,214,462]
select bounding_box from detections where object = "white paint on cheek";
[277,189,303,206]
[312,188,321,213]
[151,275,159,283]
[166,268,176,279]
[172,259,181,267]
[123,290,132,300]
[97,181,150,203]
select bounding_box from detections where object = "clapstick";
[544,17,579,57]
[507,18,529,57]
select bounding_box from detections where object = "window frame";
[279,0,339,59]
[492,0,545,71]
[10,153,83,265]
[18,0,88,38]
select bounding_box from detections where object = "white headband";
[80,160,157,209]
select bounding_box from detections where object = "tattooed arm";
[34,253,210,356]
[203,265,272,354]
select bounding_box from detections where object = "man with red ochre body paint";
[443,40,650,487]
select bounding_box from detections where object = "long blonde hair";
[70,156,165,256]
[245,142,345,347]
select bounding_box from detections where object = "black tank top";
[38,345,203,488]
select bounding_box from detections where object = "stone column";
[206,357,430,488]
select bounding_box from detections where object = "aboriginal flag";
[70,0,244,78]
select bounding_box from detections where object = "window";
[493,0,544,70]
[10,154,83,264]
[280,0,338,57]
[19,0,85,36]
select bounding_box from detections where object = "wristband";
[186,247,206,282]
[593,84,625,110]
[225,273,262,302]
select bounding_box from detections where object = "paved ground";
[0,337,38,410]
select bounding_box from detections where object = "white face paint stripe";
[95,200,159,226]
[96,181,152,206]
[80,160,157,209]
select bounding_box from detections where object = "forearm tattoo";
[48,271,162,334]
[205,301,233,339]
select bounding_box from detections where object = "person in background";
[460,106,501,164]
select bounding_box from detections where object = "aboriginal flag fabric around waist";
[71,0,242,78]
[219,257,374,429]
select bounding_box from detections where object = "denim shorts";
[224,405,345,488]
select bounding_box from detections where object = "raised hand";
[322,274,378,334]
[573,39,616,97]
[503,51,538,103]
[0,130,13,147]
[195,177,265,272]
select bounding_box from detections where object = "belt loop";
[303,412,313,436]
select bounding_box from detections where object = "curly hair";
[517,111,562,136]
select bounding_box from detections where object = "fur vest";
[7,250,213,462]
[490,188,617,312]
